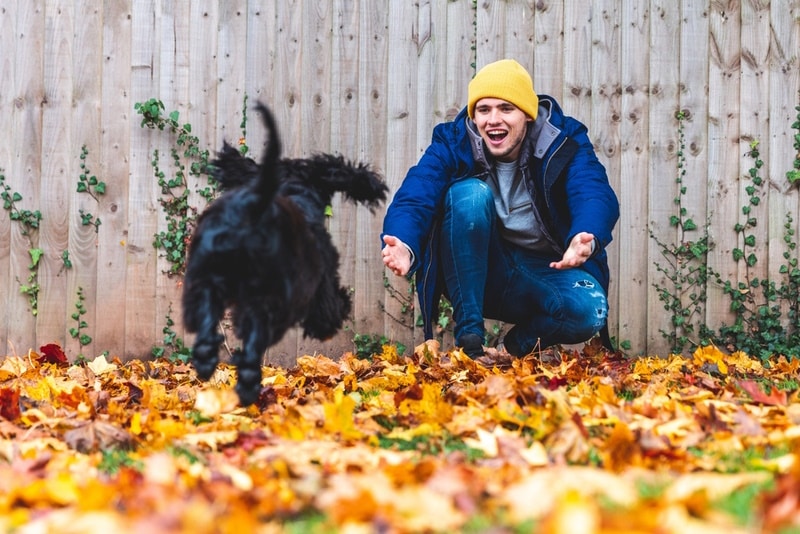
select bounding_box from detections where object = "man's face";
[473,98,531,162]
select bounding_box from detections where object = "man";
[381,59,619,358]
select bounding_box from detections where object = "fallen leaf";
[737,380,787,406]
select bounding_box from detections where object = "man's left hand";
[550,232,595,270]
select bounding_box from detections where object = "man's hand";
[382,235,412,276]
[550,232,595,270]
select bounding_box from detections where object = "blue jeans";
[440,178,608,354]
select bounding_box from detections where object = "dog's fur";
[182,103,388,406]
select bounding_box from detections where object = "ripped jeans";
[440,178,608,354]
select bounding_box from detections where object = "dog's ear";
[210,143,260,190]
[301,153,389,211]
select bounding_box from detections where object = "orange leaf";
[737,380,787,406]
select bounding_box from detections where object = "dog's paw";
[191,341,221,381]
[234,366,262,407]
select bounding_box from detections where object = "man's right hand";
[382,235,412,277]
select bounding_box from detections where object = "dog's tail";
[293,153,389,211]
[254,103,282,203]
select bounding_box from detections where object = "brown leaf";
[63,420,133,453]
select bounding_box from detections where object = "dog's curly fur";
[182,103,388,406]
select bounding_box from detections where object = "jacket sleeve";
[560,119,619,251]
[382,114,473,273]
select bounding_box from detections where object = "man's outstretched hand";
[550,232,595,270]
[382,235,412,276]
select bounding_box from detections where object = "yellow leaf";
[181,430,239,450]
[397,382,453,424]
[86,354,118,375]
[217,463,254,491]
[130,411,142,435]
[692,345,728,374]
[19,472,80,506]
[0,356,31,379]
[194,387,239,417]
[462,428,499,457]
[323,388,363,440]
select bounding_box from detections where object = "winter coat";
[382,95,620,345]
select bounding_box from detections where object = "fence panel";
[0,1,798,362]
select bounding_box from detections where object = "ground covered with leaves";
[1,341,799,533]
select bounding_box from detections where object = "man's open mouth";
[487,129,508,142]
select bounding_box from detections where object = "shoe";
[457,333,485,359]
[501,332,523,357]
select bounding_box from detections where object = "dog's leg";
[232,310,270,406]
[302,272,351,340]
[187,286,225,381]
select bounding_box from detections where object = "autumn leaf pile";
[1,340,799,533]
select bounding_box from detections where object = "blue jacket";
[382,95,620,344]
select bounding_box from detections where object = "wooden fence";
[0,1,798,364]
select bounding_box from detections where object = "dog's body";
[182,103,387,406]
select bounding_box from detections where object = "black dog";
[182,103,388,406]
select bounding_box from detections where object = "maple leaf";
[0,387,21,420]
[37,343,69,365]
[692,344,729,375]
[737,379,787,406]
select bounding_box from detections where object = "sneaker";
[457,333,485,359]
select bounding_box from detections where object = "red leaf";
[0,387,21,420]
[38,343,69,365]
[737,380,787,406]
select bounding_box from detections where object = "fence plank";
[0,1,15,350]
[37,0,73,347]
[504,0,534,69]
[680,0,712,352]
[737,0,771,326]
[327,0,360,355]
[297,0,338,358]
[767,0,800,325]
[7,1,44,353]
[384,0,420,348]
[616,2,650,351]
[475,0,504,68]
[533,0,564,101]
[266,0,303,364]
[443,0,474,118]
[706,2,742,332]
[646,0,681,354]
[66,1,104,359]
[125,0,160,360]
[93,0,131,356]
[590,0,622,343]
[150,1,191,357]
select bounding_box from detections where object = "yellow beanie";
[467,59,539,120]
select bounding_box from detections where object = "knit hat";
[467,59,539,120]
